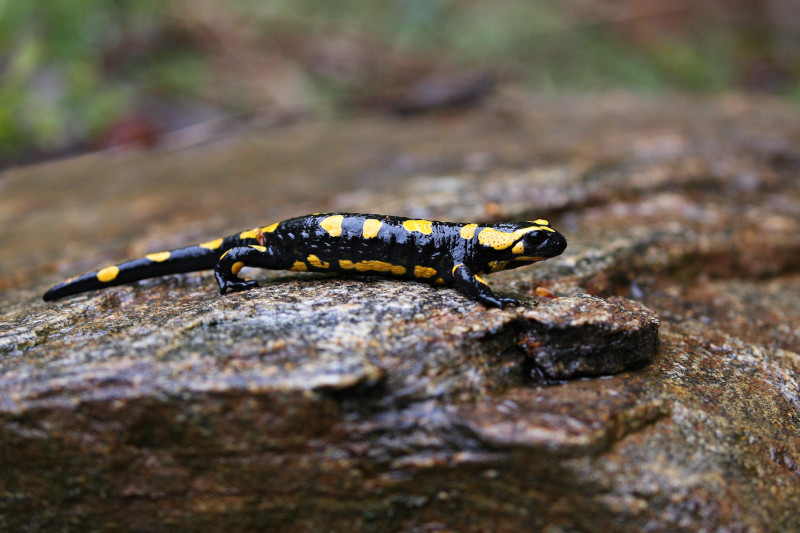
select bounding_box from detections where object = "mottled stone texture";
[1,92,799,531]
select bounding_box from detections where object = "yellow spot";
[475,274,488,285]
[320,215,344,237]
[263,222,279,233]
[460,223,478,240]
[515,256,545,262]
[478,228,520,249]
[220,250,230,259]
[146,251,171,262]
[403,219,433,235]
[199,238,223,250]
[362,218,383,239]
[452,264,463,276]
[512,241,525,255]
[231,262,245,275]
[339,259,405,275]
[414,266,437,278]
[250,245,267,252]
[290,261,307,271]
[97,266,119,283]
[363,261,406,275]
[435,278,445,285]
[307,254,329,269]
[239,228,262,240]
[477,225,553,250]
[488,260,510,272]
[531,219,549,226]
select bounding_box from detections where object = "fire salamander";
[43,213,567,308]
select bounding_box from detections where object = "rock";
[517,295,659,379]
[1,91,799,531]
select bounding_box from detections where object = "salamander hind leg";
[451,264,519,309]
[214,245,285,295]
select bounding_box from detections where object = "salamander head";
[475,219,567,272]
[517,220,567,258]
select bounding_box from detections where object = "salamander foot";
[217,278,259,295]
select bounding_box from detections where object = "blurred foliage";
[0,0,201,161]
[1,0,798,165]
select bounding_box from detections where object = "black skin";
[43,213,567,308]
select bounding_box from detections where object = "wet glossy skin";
[43,213,567,308]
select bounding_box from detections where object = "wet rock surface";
[1,91,799,531]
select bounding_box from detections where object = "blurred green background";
[1,0,798,167]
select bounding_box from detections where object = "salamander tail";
[42,244,224,301]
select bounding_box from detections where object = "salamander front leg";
[214,245,287,295]
[451,264,519,309]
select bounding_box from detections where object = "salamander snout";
[546,231,567,256]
